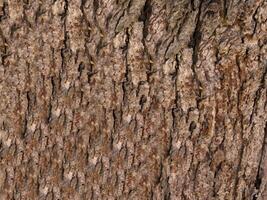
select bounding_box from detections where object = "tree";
[0,0,266,199]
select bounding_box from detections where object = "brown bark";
[0,0,266,199]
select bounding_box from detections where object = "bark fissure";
[189,1,203,107]
[253,123,267,200]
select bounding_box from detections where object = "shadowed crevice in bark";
[253,123,267,200]
[138,0,152,39]
[189,1,203,107]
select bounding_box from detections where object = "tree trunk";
[0,0,266,199]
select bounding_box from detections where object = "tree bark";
[0,0,266,199]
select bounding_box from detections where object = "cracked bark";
[0,0,266,199]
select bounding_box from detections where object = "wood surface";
[0,0,266,199]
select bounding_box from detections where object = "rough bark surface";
[0,0,266,199]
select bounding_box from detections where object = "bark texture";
[0,0,267,199]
